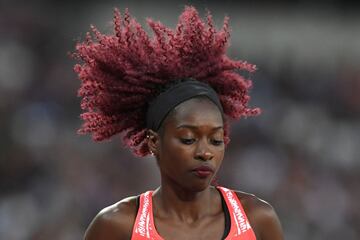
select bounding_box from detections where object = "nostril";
[195,151,213,161]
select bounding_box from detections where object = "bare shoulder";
[83,195,139,240]
[234,190,284,240]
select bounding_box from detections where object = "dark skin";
[84,98,284,240]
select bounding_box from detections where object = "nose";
[195,140,214,161]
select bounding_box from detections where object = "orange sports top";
[131,186,256,240]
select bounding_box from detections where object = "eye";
[180,138,195,145]
[211,139,224,146]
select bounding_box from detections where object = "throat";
[152,186,222,223]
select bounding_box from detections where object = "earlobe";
[147,129,159,155]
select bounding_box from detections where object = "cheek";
[217,147,225,157]
[161,138,194,164]
[167,139,192,156]
[215,148,225,164]
[163,137,186,151]
[209,143,225,165]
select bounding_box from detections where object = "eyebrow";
[176,124,223,130]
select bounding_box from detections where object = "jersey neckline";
[134,186,231,239]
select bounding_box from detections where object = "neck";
[152,179,220,223]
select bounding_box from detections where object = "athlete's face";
[148,97,225,192]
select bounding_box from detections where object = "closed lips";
[193,166,214,172]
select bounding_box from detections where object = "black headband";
[146,79,223,131]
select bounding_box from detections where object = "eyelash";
[180,138,195,145]
[211,139,224,146]
[180,138,223,146]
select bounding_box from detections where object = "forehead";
[165,97,223,127]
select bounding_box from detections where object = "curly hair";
[73,6,260,157]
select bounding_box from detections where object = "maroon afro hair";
[73,6,260,157]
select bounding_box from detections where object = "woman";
[74,6,283,240]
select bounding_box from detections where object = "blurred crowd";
[0,0,359,239]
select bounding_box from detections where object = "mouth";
[192,165,214,178]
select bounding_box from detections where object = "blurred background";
[0,0,359,239]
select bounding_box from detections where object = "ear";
[147,129,160,156]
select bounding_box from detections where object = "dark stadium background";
[0,0,359,239]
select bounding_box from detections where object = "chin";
[184,179,212,192]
